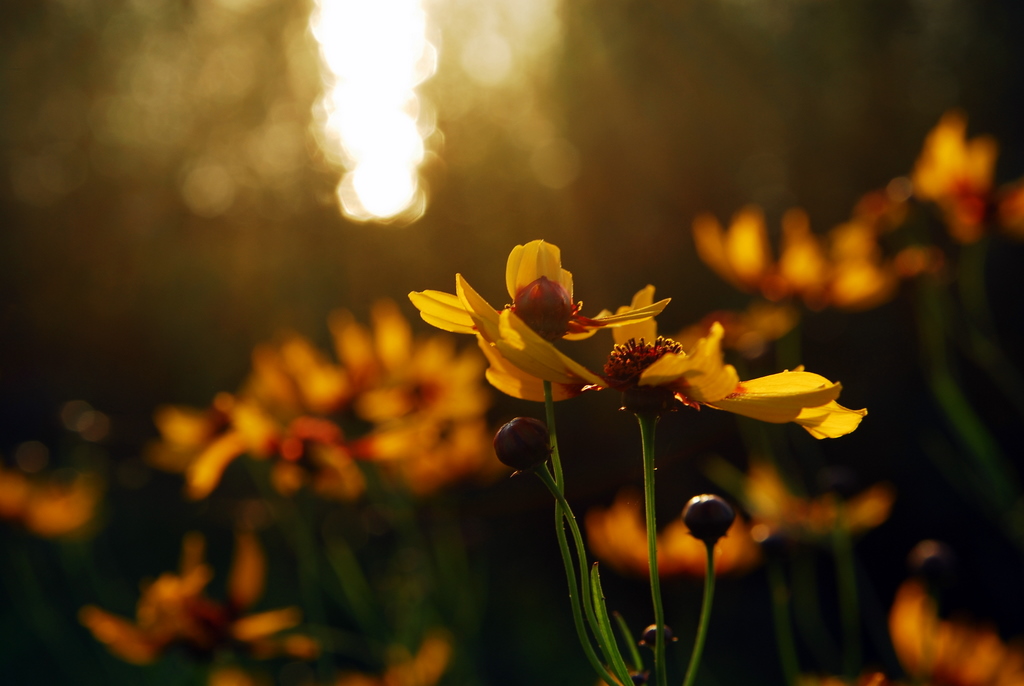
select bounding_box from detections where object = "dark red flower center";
[602,337,683,388]
[511,276,574,341]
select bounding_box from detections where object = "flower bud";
[493,417,550,472]
[639,623,675,647]
[907,539,957,588]
[630,673,649,685]
[683,494,736,545]
[512,276,574,341]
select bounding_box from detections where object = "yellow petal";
[505,240,566,300]
[455,275,501,341]
[79,606,160,664]
[726,206,773,289]
[232,607,302,642]
[407,290,476,335]
[611,285,658,345]
[477,337,581,401]
[228,531,266,611]
[185,432,247,500]
[707,370,863,438]
[372,299,412,373]
[495,310,604,387]
[639,322,740,403]
[791,400,869,439]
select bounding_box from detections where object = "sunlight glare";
[311,0,436,223]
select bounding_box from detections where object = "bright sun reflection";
[311,0,437,223]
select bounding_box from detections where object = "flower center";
[511,276,574,341]
[603,337,683,388]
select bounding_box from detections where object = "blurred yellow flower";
[148,299,495,499]
[409,239,669,343]
[80,532,318,665]
[335,631,452,686]
[693,206,898,311]
[741,461,894,541]
[484,301,866,438]
[798,673,893,686]
[912,111,998,244]
[585,489,760,578]
[674,301,800,360]
[889,579,1024,686]
[0,462,101,538]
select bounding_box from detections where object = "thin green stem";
[767,558,800,686]
[682,542,717,686]
[614,611,645,673]
[536,467,630,685]
[832,503,861,681]
[544,381,564,489]
[542,380,623,686]
[637,412,668,686]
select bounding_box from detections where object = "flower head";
[0,462,101,538]
[409,239,670,343]
[484,293,866,438]
[738,461,895,542]
[80,532,318,664]
[889,579,1024,686]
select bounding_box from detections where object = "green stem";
[637,412,668,686]
[542,380,624,686]
[768,558,800,686]
[682,542,717,686]
[833,503,861,681]
[544,381,564,489]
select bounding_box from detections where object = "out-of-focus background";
[3,0,1024,684]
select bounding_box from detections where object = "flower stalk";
[682,541,717,686]
[637,411,669,686]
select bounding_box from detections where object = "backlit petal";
[371,299,412,373]
[506,240,565,299]
[792,400,869,439]
[495,310,605,387]
[185,432,248,500]
[455,275,500,341]
[707,370,864,438]
[232,608,302,642]
[477,337,582,401]
[228,531,266,611]
[79,606,160,664]
[407,290,476,334]
[639,322,739,402]
[611,285,658,345]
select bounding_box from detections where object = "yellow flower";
[334,631,453,686]
[148,299,494,499]
[741,460,895,541]
[694,206,898,311]
[889,579,1024,686]
[80,532,318,665]
[585,489,761,578]
[674,301,800,360]
[912,111,998,244]
[409,239,669,343]
[483,295,866,438]
[0,462,101,538]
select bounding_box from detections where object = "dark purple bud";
[683,494,736,545]
[907,540,957,588]
[512,276,574,341]
[493,417,550,472]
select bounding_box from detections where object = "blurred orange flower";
[334,630,452,686]
[80,531,318,665]
[585,489,760,578]
[148,299,496,499]
[912,111,998,244]
[693,206,898,311]
[889,579,1024,686]
[674,301,800,360]
[741,461,895,541]
[0,462,101,538]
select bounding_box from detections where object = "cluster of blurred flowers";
[146,299,501,500]
[689,110,1024,356]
